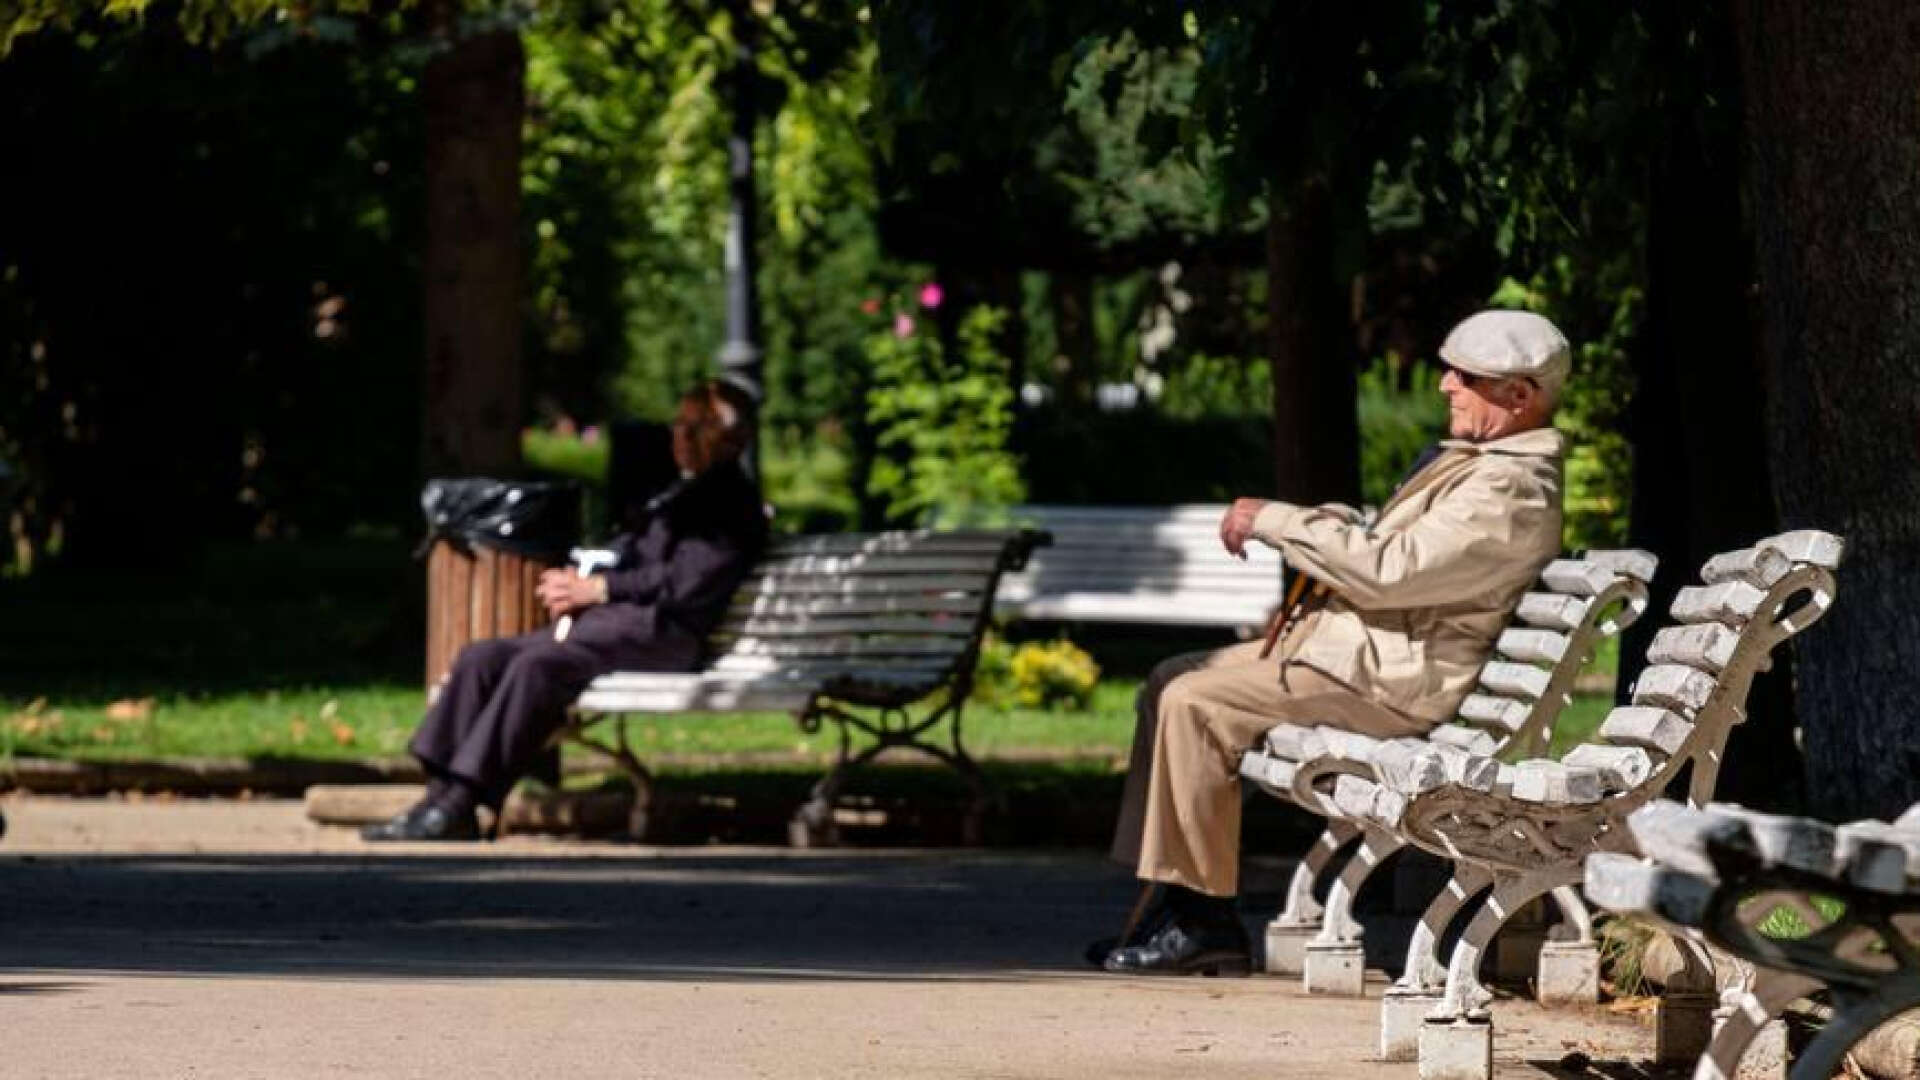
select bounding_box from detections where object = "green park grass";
[0,538,1621,770]
[0,678,1616,767]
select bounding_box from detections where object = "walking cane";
[1258,570,1315,660]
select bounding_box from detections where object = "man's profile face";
[1440,365,1537,442]
[670,398,704,474]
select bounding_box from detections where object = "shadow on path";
[0,850,1160,983]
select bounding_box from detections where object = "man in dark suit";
[364,380,770,841]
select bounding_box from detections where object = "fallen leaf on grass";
[90,725,117,743]
[330,721,356,746]
[106,698,154,720]
[319,699,339,721]
[11,711,64,735]
[289,719,310,741]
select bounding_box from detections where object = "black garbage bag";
[418,478,581,560]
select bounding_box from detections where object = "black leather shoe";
[360,803,480,842]
[1084,897,1176,968]
[1102,913,1252,977]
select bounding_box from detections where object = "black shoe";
[360,803,480,842]
[1102,911,1252,977]
[1084,896,1176,968]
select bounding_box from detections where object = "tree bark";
[1619,3,1802,813]
[1732,0,1920,820]
[1265,173,1359,505]
[422,25,526,478]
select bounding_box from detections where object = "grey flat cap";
[1439,310,1572,395]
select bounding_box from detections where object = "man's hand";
[537,568,608,620]
[1220,497,1269,559]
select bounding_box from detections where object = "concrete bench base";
[1264,919,1318,976]
[1302,941,1366,996]
[1381,988,1442,1061]
[1535,940,1601,1004]
[1419,1016,1493,1080]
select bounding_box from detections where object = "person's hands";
[537,569,608,620]
[1220,497,1269,559]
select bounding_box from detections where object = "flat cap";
[1439,310,1572,394]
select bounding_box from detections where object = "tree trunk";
[422,26,526,478]
[1266,173,1359,505]
[1732,0,1920,820]
[1619,3,1802,813]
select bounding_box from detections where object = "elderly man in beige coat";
[1100,309,1571,976]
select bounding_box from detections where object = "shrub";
[865,301,1025,526]
[1008,638,1101,711]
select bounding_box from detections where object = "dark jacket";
[567,461,768,669]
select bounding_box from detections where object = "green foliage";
[520,426,608,485]
[865,304,1025,526]
[1154,353,1271,420]
[1357,358,1447,508]
[1491,267,1639,549]
[759,426,858,534]
[973,634,1100,712]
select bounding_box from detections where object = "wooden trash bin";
[425,542,558,693]
[420,478,580,695]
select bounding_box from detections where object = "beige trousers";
[1109,641,1427,897]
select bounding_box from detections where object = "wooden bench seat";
[1588,798,1920,1080]
[564,528,1048,845]
[1332,530,1843,1077]
[1238,549,1656,987]
[995,504,1282,629]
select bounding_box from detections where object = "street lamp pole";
[716,3,763,478]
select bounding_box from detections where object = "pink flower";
[918,282,944,310]
[581,425,601,445]
[893,313,916,338]
[860,297,882,315]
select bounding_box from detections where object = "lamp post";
[716,2,763,478]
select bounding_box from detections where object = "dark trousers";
[411,609,694,805]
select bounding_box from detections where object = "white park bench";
[1326,529,1843,1079]
[1239,549,1657,990]
[563,528,1048,846]
[995,504,1282,629]
[1589,798,1920,1080]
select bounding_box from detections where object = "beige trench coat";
[1251,426,1566,727]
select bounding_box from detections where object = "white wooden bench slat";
[1509,760,1605,805]
[1598,704,1693,757]
[1559,744,1656,790]
[768,531,1020,557]
[1428,725,1501,755]
[1762,529,1846,569]
[716,614,979,639]
[733,574,988,598]
[1456,693,1531,732]
[1514,591,1591,632]
[1477,660,1552,700]
[716,636,971,659]
[997,503,1281,629]
[1669,580,1767,625]
[1541,559,1619,596]
[1645,622,1741,672]
[999,595,1274,626]
[1013,503,1244,525]
[755,553,1005,576]
[1495,627,1570,664]
[1581,548,1659,583]
[1629,664,1720,713]
[729,594,981,619]
[1700,544,1793,589]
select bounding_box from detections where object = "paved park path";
[0,795,1655,1079]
